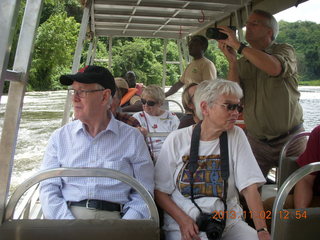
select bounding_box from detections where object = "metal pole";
[61,1,91,126]
[177,39,184,75]
[0,0,22,102]
[162,39,168,90]
[108,37,113,70]
[0,0,44,224]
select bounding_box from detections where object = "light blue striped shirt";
[39,115,154,220]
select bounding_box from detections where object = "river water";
[0,86,320,192]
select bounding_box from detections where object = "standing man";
[217,9,305,177]
[39,65,154,220]
[165,35,217,97]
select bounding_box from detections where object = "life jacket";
[120,88,138,106]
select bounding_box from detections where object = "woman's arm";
[155,190,200,240]
[241,184,271,240]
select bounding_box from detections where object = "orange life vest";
[120,88,138,106]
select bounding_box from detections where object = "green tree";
[277,21,320,81]
[28,13,79,90]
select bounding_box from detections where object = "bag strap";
[188,122,229,214]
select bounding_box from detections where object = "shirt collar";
[74,112,119,136]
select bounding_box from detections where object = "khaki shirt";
[238,43,303,140]
[180,57,217,85]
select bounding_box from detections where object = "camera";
[206,26,237,40]
[196,212,226,240]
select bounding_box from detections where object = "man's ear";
[102,89,112,102]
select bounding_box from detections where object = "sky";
[274,0,320,23]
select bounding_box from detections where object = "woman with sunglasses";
[133,85,180,161]
[154,80,270,240]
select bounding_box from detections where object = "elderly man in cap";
[39,65,154,220]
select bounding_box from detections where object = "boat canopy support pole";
[90,38,98,65]
[162,39,168,90]
[0,0,44,225]
[0,0,22,103]
[108,37,113,70]
[61,1,91,126]
[181,38,189,65]
[177,39,184,75]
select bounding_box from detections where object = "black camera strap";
[189,122,229,216]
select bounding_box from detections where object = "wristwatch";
[257,227,268,233]
[237,42,247,54]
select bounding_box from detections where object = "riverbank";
[299,79,320,86]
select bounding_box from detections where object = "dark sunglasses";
[220,103,243,113]
[141,98,157,106]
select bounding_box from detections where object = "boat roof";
[84,0,308,39]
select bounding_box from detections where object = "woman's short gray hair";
[142,85,165,105]
[194,79,243,120]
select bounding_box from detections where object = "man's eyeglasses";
[141,98,157,106]
[219,103,243,113]
[69,89,105,98]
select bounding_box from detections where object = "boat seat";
[278,131,310,189]
[271,162,320,240]
[262,132,309,201]
[0,219,159,240]
[0,168,160,240]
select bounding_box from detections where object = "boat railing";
[0,168,160,240]
[261,131,309,201]
[277,131,310,188]
[271,162,320,240]
[4,167,158,223]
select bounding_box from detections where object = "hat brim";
[60,72,100,86]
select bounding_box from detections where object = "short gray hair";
[142,85,165,105]
[194,79,243,120]
[253,9,279,41]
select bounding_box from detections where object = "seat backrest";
[0,219,159,240]
[272,207,320,240]
[278,131,310,189]
[278,156,300,188]
[1,168,160,240]
[271,162,320,240]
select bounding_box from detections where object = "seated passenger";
[133,85,180,161]
[178,83,200,129]
[263,126,320,231]
[114,77,140,106]
[155,80,270,240]
[110,87,147,136]
[294,125,320,208]
[125,71,144,96]
[39,65,154,220]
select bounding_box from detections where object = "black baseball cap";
[60,65,116,96]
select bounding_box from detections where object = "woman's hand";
[179,215,200,240]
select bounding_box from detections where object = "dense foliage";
[7,1,320,91]
[277,20,320,81]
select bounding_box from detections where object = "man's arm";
[294,174,316,208]
[39,134,75,219]
[238,46,282,76]
[121,132,154,219]
[241,184,271,240]
[218,26,282,77]
[165,81,184,97]
[155,190,200,240]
